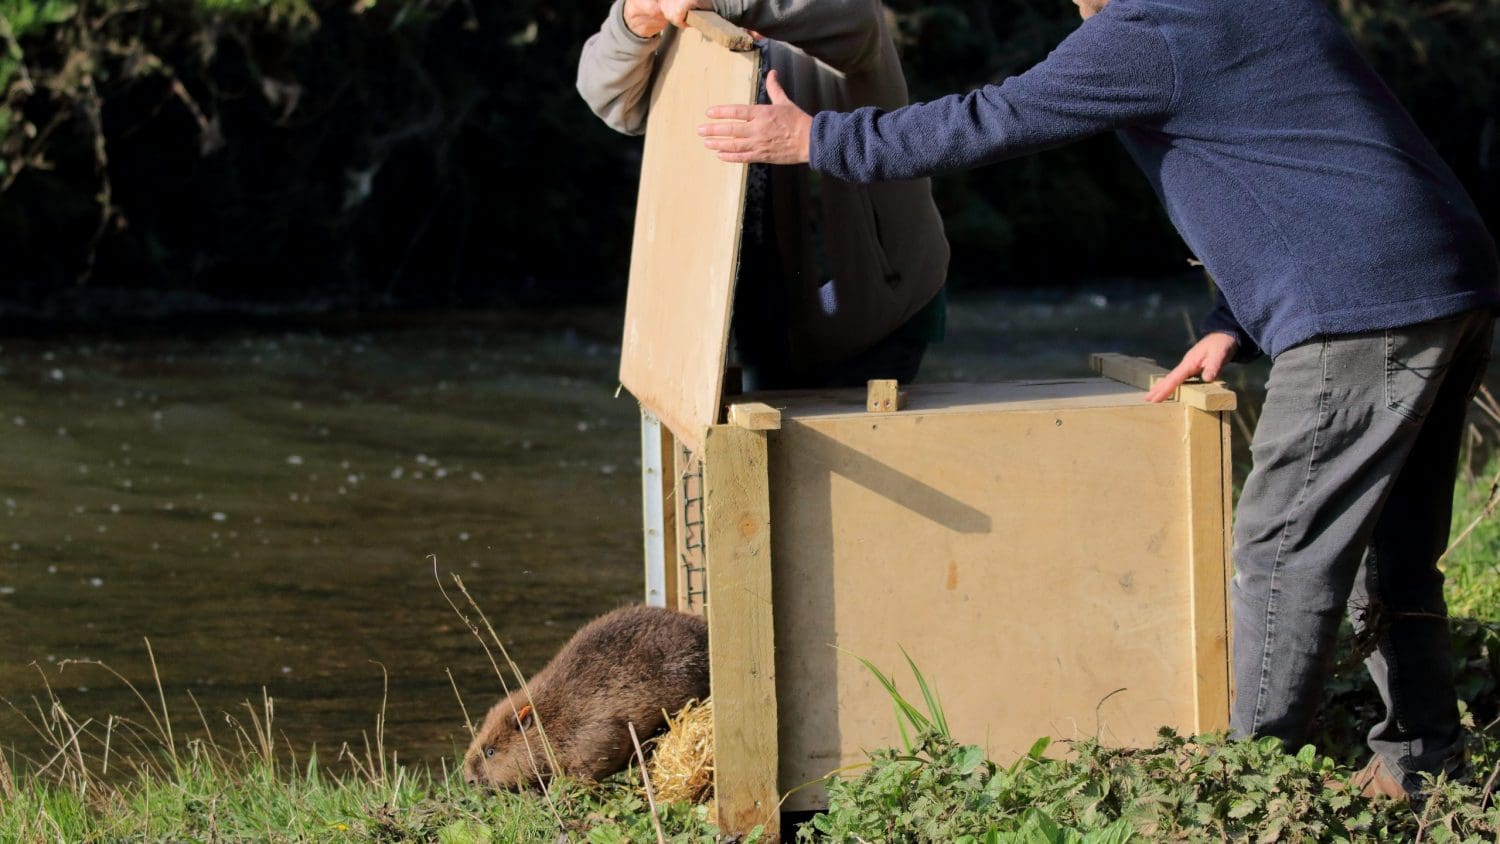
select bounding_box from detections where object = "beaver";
[462,603,709,790]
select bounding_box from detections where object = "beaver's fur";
[462,604,709,789]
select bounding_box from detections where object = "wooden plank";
[1180,380,1237,412]
[702,424,780,841]
[686,9,756,52]
[865,379,906,413]
[766,398,1199,809]
[1184,406,1232,733]
[619,22,761,456]
[1091,353,1237,412]
[1220,410,1236,713]
[1090,352,1163,393]
[729,402,782,431]
[750,378,1144,420]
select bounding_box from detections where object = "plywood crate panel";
[618,15,759,457]
[746,375,1231,810]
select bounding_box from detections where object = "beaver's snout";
[462,753,483,786]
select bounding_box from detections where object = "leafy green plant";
[805,726,1494,842]
[0,0,77,39]
[812,646,1500,843]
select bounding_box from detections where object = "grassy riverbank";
[5,461,1500,842]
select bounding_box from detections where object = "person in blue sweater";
[698,0,1500,800]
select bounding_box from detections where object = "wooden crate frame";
[641,355,1234,840]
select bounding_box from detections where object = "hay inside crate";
[618,14,1235,841]
[646,697,716,806]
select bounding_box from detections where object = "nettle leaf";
[957,744,987,775]
[1015,809,1065,844]
[585,827,626,844]
[1083,820,1135,844]
[1227,798,1258,819]
[1256,817,1287,844]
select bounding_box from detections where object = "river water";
[0,279,1289,771]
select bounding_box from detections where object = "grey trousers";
[1230,308,1494,788]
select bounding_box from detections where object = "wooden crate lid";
[618,13,761,457]
[744,378,1143,422]
[737,353,1237,422]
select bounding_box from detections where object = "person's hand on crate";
[660,0,713,28]
[699,70,813,165]
[1145,332,1239,403]
[623,0,670,38]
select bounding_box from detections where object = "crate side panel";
[768,403,1201,809]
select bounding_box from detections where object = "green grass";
[0,751,724,842]
[4,459,1499,842]
[1,573,738,843]
[0,662,728,843]
[1445,456,1500,619]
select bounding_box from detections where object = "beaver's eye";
[484,747,495,759]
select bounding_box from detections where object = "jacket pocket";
[822,179,900,289]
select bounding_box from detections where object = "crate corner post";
[702,422,781,841]
[1183,398,1235,733]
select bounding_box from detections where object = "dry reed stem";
[9,663,95,789]
[186,690,228,771]
[101,715,114,777]
[1474,386,1500,427]
[339,663,397,790]
[1437,461,1500,566]
[144,639,176,765]
[57,640,180,774]
[431,555,566,825]
[446,668,475,741]
[0,754,15,802]
[646,697,715,805]
[454,573,559,790]
[628,721,668,844]
[242,688,277,768]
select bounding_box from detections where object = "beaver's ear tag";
[515,704,533,730]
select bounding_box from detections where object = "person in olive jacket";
[577,0,950,391]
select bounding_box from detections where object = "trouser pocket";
[1384,313,1472,426]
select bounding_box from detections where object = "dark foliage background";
[0,0,1496,314]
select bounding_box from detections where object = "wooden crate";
[639,358,1236,835]
[619,15,1234,839]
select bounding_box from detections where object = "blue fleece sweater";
[810,0,1500,359]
